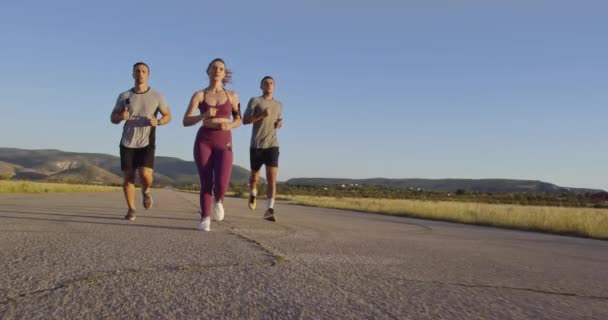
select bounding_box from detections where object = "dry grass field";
[0,180,121,193]
[285,195,608,239]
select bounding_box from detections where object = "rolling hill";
[285,178,603,194]
[0,148,250,186]
[2,148,602,194]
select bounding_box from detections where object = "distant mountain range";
[285,178,604,194]
[0,148,250,186]
[1,148,603,194]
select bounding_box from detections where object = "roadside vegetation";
[6,179,606,239]
[0,180,121,193]
[285,195,608,239]
[218,183,608,239]
[217,183,608,209]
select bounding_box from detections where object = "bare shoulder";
[191,90,205,101]
[226,89,239,100]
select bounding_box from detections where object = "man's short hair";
[260,76,274,85]
[133,62,150,73]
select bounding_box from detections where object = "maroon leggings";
[194,128,233,218]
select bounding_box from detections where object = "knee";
[201,181,213,192]
[265,172,277,184]
[123,170,136,184]
[139,169,153,180]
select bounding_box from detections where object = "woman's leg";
[194,141,214,218]
[213,146,234,202]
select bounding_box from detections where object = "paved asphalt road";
[0,189,607,319]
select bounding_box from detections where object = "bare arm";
[242,97,269,125]
[243,108,269,125]
[110,104,129,124]
[274,102,283,128]
[150,104,172,127]
[226,91,242,130]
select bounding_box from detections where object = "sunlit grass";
[285,195,608,239]
[0,180,121,193]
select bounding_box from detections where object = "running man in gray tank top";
[243,76,283,222]
[110,62,172,221]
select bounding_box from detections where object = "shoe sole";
[248,198,256,210]
[264,215,275,222]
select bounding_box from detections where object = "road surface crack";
[2,261,276,305]
[223,223,289,266]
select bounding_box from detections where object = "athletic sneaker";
[213,199,225,222]
[124,209,136,221]
[264,208,276,222]
[199,217,211,231]
[142,191,153,209]
[248,194,256,210]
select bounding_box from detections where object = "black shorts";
[250,147,279,171]
[120,144,155,171]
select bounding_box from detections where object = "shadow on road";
[0,214,199,232]
[0,209,197,222]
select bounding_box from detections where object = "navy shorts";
[120,144,155,171]
[250,147,279,171]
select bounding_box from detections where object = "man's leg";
[123,169,136,220]
[265,166,278,208]
[263,147,279,222]
[263,166,278,222]
[248,169,261,210]
[139,167,154,209]
[137,144,155,209]
[139,167,153,193]
[123,169,136,210]
[120,145,137,220]
[248,148,263,210]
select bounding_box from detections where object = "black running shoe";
[125,209,136,221]
[143,191,153,209]
[264,208,275,222]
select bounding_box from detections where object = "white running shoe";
[213,199,225,222]
[198,217,211,231]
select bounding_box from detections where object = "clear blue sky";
[1,0,606,190]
